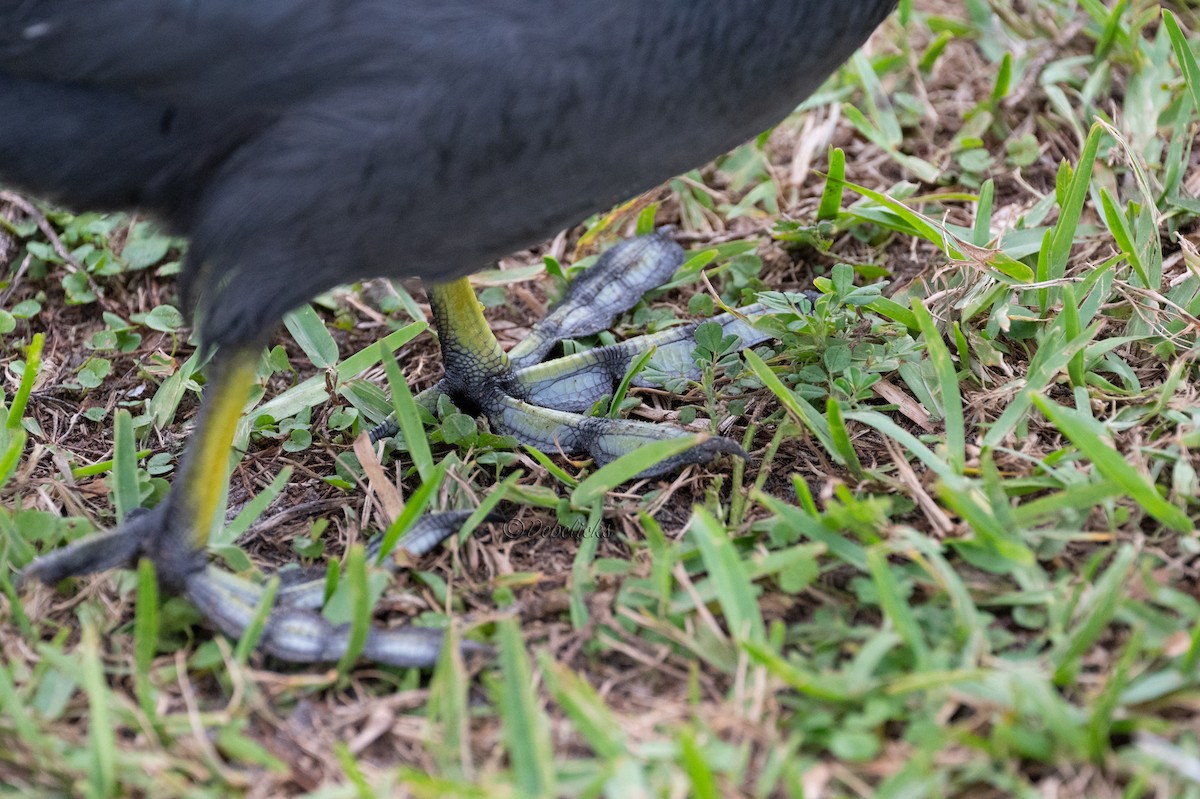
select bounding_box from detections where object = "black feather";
[0,0,895,348]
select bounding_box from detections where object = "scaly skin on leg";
[505,234,685,369]
[149,348,259,589]
[424,272,749,476]
[427,275,512,389]
[369,234,692,442]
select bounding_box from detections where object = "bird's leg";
[426,271,515,394]
[22,347,483,669]
[153,348,259,587]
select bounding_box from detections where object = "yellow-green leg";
[142,347,259,590]
[427,276,511,390]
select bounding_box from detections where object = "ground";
[2,0,1200,797]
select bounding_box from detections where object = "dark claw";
[631,435,749,478]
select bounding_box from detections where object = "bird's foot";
[371,232,793,476]
[183,510,493,667]
[21,506,491,669]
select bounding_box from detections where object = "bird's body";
[1,1,893,347]
[5,0,896,667]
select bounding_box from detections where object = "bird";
[2,0,896,668]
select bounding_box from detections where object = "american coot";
[3,0,896,667]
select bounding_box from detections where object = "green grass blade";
[635,202,660,235]
[133,558,161,726]
[338,322,427,379]
[608,347,655,420]
[335,545,371,678]
[743,349,837,458]
[382,344,434,481]
[990,53,1012,104]
[742,640,856,701]
[71,450,152,479]
[852,50,904,150]
[539,653,626,759]
[233,575,281,666]
[81,620,116,799]
[0,658,40,747]
[867,296,920,330]
[818,147,846,221]
[283,304,339,370]
[1051,545,1136,685]
[981,321,1100,449]
[492,618,555,798]
[1047,123,1102,281]
[1086,624,1141,761]
[1032,395,1191,531]
[866,547,930,668]
[912,300,965,474]
[112,409,139,523]
[569,502,602,629]
[973,179,994,246]
[1164,10,1200,118]
[755,490,868,569]
[426,623,471,779]
[680,729,720,799]
[521,444,580,487]
[844,410,956,483]
[571,433,708,506]
[218,466,293,546]
[1060,284,1086,388]
[901,530,983,647]
[689,507,765,643]
[825,398,864,480]
[936,476,1035,566]
[1098,188,1147,285]
[6,333,42,429]
[332,741,375,799]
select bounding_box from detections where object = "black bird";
[2,1,896,667]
